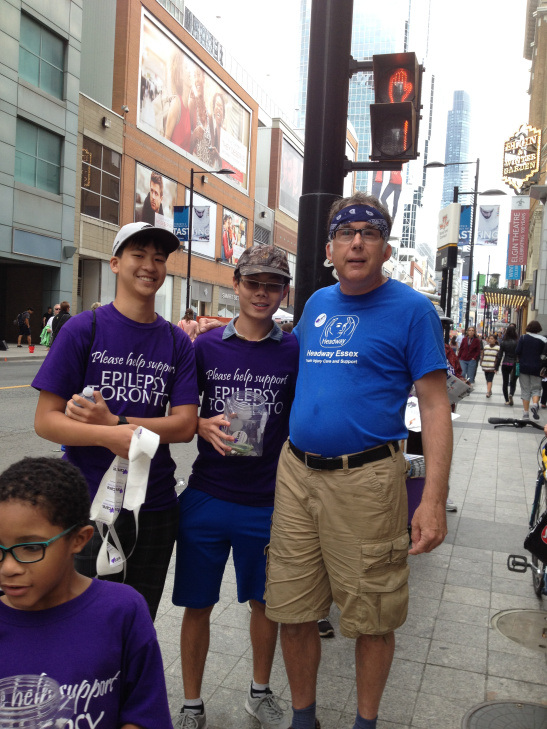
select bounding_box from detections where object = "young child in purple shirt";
[0,456,173,729]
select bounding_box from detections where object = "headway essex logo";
[319,316,359,348]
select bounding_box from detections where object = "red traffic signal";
[370,52,423,162]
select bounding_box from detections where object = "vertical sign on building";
[507,196,530,265]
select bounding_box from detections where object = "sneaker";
[522,411,530,419]
[174,708,208,729]
[445,498,458,512]
[245,685,289,729]
[508,395,514,406]
[531,404,540,420]
[317,618,335,638]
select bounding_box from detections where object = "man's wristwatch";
[117,415,129,426]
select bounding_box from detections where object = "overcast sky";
[189,0,531,279]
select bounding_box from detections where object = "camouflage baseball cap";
[235,245,292,280]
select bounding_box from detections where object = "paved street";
[1,345,546,728]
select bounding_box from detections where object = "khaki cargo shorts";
[264,440,410,638]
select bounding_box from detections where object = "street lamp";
[425,159,506,330]
[186,167,234,309]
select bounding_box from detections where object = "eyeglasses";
[0,525,77,564]
[54,307,60,311]
[333,227,383,243]
[240,278,287,293]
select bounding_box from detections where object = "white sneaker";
[522,411,530,419]
[445,498,458,512]
[174,708,208,729]
[245,685,289,729]
[531,404,540,420]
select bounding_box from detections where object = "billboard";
[507,196,530,265]
[279,137,303,219]
[134,162,176,229]
[476,205,499,246]
[138,11,251,189]
[221,208,248,265]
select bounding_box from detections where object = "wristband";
[117,415,129,426]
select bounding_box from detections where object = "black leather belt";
[288,440,399,471]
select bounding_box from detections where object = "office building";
[441,90,471,207]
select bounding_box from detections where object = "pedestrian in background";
[480,334,500,398]
[458,326,481,384]
[16,307,33,348]
[516,319,547,420]
[495,323,518,406]
[50,301,71,346]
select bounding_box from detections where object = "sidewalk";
[156,377,547,729]
[0,342,48,363]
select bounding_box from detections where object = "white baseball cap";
[112,222,180,257]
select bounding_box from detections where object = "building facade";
[0,0,82,341]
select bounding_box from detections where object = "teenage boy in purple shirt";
[172,246,298,729]
[32,222,199,620]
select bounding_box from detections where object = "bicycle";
[488,417,547,597]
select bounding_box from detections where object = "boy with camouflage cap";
[172,245,298,729]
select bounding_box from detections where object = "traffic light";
[369,52,423,162]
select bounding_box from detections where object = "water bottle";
[79,386,95,403]
[73,386,95,408]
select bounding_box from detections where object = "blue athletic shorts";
[172,487,274,608]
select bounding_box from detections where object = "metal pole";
[294,0,354,323]
[185,168,195,310]
[464,158,480,330]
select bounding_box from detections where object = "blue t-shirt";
[32,303,199,510]
[290,279,446,457]
[189,322,299,507]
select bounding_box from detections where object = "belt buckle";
[304,452,322,471]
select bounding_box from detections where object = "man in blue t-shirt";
[264,193,452,729]
[172,246,298,729]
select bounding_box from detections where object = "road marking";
[0,385,31,390]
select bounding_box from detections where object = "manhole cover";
[462,701,547,729]
[491,609,547,653]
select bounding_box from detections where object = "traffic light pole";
[294,0,354,323]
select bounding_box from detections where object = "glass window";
[15,118,61,194]
[19,14,65,99]
[81,136,121,224]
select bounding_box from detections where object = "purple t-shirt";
[0,580,172,729]
[32,303,199,510]
[189,324,299,507]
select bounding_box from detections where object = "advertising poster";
[458,205,472,248]
[134,162,176,230]
[476,205,500,246]
[279,138,303,219]
[180,189,215,258]
[507,196,530,265]
[138,11,251,188]
[221,207,247,265]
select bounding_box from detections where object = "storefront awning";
[482,287,530,309]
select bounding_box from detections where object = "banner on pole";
[507,196,530,265]
[476,205,500,246]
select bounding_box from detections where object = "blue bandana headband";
[329,204,389,241]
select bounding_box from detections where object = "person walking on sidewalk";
[480,334,500,398]
[16,307,33,347]
[516,319,547,420]
[495,323,518,405]
[264,193,452,729]
[172,246,298,729]
[458,326,481,384]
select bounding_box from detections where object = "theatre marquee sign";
[502,124,542,192]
